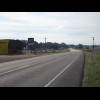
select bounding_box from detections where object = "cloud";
[0,12,100,45]
[56,25,64,30]
[0,32,17,39]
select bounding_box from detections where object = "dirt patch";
[0,53,48,63]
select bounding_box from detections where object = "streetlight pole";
[45,37,47,53]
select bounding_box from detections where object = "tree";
[21,40,68,51]
[77,44,83,49]
[32,41,39,50]
[21,40,27,47]
[61,42,68,49]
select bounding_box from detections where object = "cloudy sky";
[0,12,100,45]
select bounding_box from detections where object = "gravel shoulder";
[0,54,48,63]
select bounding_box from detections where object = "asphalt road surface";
[0,49,84,87]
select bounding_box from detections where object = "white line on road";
[44,53,81,87]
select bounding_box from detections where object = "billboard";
[28,38,34,46]
[0,40,9,54]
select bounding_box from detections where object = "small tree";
[77,44,83,49]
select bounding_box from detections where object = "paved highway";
[0,49,84,87]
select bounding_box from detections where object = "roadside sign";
[27,38,34,54]
[28,38,34,46]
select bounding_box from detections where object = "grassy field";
[83,51,100,87]
[23,48,70,54]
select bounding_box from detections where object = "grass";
[54,49,70,53]
[83,51,100,87]
[23,48,70,55]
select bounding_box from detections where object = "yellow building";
[0,39,9,54]
[0,39,23,54]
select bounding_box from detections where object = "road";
[0,49,84,87]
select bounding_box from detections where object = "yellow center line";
[0,54,67,76]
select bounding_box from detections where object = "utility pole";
[45,37,47,53]
[92,37,94,52]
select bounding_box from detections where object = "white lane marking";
[44,53,81,87]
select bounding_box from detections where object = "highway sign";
[28,38,34,46]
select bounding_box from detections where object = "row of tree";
[22,41,69,50]
[21,40,84,50]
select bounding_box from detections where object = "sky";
[0,12,100,45]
